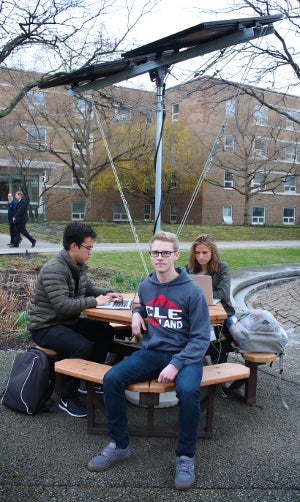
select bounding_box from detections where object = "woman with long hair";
[186,234,235,363]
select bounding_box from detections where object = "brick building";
[0,67,299,225]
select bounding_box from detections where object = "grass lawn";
[0,222,299,290]
[1,222,299,243]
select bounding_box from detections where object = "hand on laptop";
[96,292,123,306]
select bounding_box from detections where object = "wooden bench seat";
[242,352,277,404]
[223,352,277,405]
[55,359,250,439]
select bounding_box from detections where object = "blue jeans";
[103,348,203,457]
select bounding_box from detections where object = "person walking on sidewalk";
[7,193,18,246]
[88,231,211,491]
[11,191,36,248]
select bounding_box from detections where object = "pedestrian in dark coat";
[7,193,18,245]
[11,191,36,248]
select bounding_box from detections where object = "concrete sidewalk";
[0,230,299,253]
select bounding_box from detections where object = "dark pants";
[31,317,115,399]
[14,222,35,246]
[8,220,17,244]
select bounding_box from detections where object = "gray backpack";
[228,308,288,355]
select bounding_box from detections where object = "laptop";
[96,297,134,310]
[190,275,221,306]
[96,279,141,310]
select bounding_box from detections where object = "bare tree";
[0,0,159,117]
[196,1,300,124]
[202,94,299,224]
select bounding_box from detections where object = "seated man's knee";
[176,381,200,401]
[104,366,125,391]
[71,338,94,359]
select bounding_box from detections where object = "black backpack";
[1,347,55,415]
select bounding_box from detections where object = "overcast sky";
[101,0,296,94]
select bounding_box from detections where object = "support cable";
[177,24,270,238]
[91,99,149,277]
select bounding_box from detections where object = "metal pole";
[153,67,168,233]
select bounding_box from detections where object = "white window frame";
[27,127,46,147]
[225,99,235,118]
[284,175,296,193]
[224,170,233,189]
[74,98,92,118]
[171,103,179,121]
[144,204,151,222]
[252,172,266,190]
[285,143,297,162]
[72,202,85,221]
[223,206,232,224]
[254,138,267,159]
[224,135,234,152]
[283,207,295,224]
[286,110,299,130]
[252,206,265,225]
[27,90,46,111]
[113,202,128,221]
[254,105,268,126]
[114,103,131,121]
[170,203,177,223]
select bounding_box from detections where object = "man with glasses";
[28,223,123,418]
[88,231,211,491]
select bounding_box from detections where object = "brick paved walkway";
[252,278,300,333]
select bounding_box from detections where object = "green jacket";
[27,249,109,331]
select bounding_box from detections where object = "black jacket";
[14,197,28,224]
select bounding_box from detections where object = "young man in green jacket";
[28,222,123,418]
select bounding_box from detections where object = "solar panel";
[38,15,281,90]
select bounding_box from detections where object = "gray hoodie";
[132,267,211,371]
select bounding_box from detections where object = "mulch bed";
[0,267,115,351]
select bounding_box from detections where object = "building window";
[254,105,268,126]
[170,203,177,223]
[223,206,232,224]
[27,90,46,111]
[171,103,179,121]
[113,202,128,221]
[72,202,85,221]
[114,103,131,121]
[254,138,267,159]
[286,110,299,130]
[72,174,79,186]
[283,207,295,224]
[284,175,296,192]
[225,99,235,118]
[144,204,151,222]
[285,143,297,162]
[224,135,234,152]
[27,127,46,148]
[224,170,233,188]
[252,172,266,190]
[72,141,87,156]
[252,206,265,225]
[74,98,91,117]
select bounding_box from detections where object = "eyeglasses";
[149,250,176,258]
[80,244,93,251]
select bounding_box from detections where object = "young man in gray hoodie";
[88,231,211,491]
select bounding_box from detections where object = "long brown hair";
[188,234,220,274]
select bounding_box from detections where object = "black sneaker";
[78,384,103,395]
[31,239,36,248]
[58,397,87,417]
